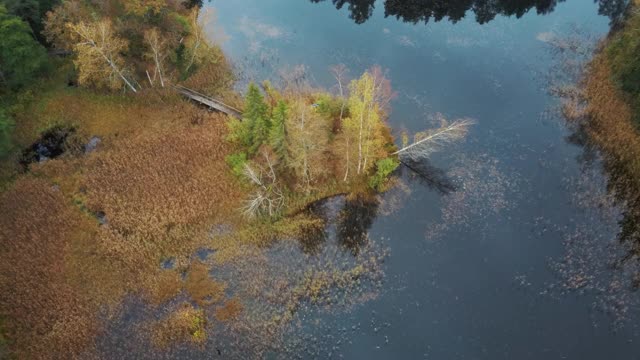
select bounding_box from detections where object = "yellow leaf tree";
[124,0,167,17]
[342,71,387,180]
[67,20,137,92]
[286,97,330,189]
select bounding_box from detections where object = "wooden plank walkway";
[174,85,243,119]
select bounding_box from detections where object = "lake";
[200,0,640,358]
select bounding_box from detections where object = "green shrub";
[225,152,247,178]
[368,157,399,191]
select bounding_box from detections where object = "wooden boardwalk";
[174,85,243,119]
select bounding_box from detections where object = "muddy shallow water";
[204,0,640,358]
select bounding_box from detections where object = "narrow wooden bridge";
[174,85,243,119]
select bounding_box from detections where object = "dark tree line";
[311,0,628,25]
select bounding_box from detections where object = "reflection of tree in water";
[309,0,376,24]
[300,196,380,256]
[310,0,628,24]
[336,198,379,255]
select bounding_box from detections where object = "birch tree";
[330,64,351,181]
[342,71,385,179]
[144,27,169,87]
[67,20,137,92]
[184,7,216,73]
[393,115,474,161]
[287,98,329,189]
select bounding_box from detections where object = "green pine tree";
[0,5,49,90]
[269,100,288,165]
[243,82,270,154]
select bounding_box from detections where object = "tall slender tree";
[342,71,385,178]
[243,83,270,153]
[144,27,169,87]
[270,100,289,165]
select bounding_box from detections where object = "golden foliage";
[286,96,332,189]
[342,71,389,177]
[67,20,135,91]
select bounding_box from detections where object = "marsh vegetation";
[2,0,640,358]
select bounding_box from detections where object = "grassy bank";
[574,0,640,254]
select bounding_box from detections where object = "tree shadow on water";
[400,158,457,195]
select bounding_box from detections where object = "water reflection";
[336,198,379,255]
[310,0,628,24]
[302,196,380,256]
[546,29,640,323]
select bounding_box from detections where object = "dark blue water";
[207,0,640,358]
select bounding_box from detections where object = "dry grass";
[0,177,98,359]
[79,110,242,270]
[144,270,184,306]
[12,88,190,148]
[215,298,244,322]
[0,92,246,357]
[584,55,640,197]
[582,53,640,252]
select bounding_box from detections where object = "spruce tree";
[270,100,288,165]
[243,83,270,154]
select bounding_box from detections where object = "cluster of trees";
[227,65,475,218]
[0,0,228,157]
[226,67,400,218]
[0,2,52,157]
[41,0,228,92]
